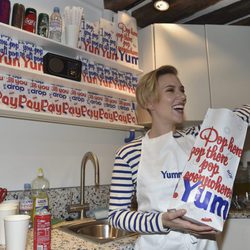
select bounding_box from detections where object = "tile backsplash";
[5,185,110,219]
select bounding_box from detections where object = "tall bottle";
[23,8,37,33]
[32,168,50,222]
[0,0,11,24]
[37,13,49,37]
[11,3,25,28]
[19,183,33,228]
[49,7,62,42]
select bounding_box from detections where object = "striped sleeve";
[233,104,250,124]
[108,138,169,234]
[177,104,250,138]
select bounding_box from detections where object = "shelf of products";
[0,64,136,101]
[0,22,143,75]
[0,23,144,131]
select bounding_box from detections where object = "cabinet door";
[154,24,211,121]
[206,25,250,109]
[137,25,155,126]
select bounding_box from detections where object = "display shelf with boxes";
[0,22,143,75]
[0,22,144,131]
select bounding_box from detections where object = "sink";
[59,219,137,244]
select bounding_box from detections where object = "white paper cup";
[0,205,17,245]
[4,215,30,250]
[65,24,79,48]
[2,200,19,212]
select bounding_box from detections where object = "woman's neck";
[148,123,176,138]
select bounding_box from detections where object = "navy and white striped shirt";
[108,105,250,233]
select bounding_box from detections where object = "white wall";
[9,0,104,23]
[0,116,129,190]
[217,219,250,250]
[1,0,131,191]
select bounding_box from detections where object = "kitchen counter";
[1,212,249,250]
[228,210,250,218]
[25,229,137,250]
[0,219,137,250]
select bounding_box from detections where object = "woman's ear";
[146,101,155,112]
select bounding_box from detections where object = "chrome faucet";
[68,152,100,219]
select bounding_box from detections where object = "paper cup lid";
[0,204,17,210]
[4,214,30,221]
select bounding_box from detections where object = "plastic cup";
[4,215,30,250]
[65,24,79,48]
[2,200,19,212]
[0,205,17,246]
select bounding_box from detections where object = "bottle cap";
[24,183,31,190]
[37,168,44,177]
[53,7,60,13]
[25,8,36,14]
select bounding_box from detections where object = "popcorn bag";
[170,108,248,232]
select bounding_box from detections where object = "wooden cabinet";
[206,25,250,109]
[138,24,211,124]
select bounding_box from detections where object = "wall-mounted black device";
[43,52,82,82]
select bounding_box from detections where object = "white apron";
[135,131,218,250]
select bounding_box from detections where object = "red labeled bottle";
[0,0,11,24]
[33,210,51,250]
[23,8,36,33]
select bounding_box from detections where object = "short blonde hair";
[136,65,178,109]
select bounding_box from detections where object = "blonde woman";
[108,65,250,250]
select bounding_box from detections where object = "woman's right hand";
[162,209,217,235]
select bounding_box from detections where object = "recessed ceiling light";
[154,0,169,11]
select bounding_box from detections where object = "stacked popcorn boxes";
[0,9,140,126]
[114,11,139,68]
[77,56,137,95]
[0,34,44,72]
[78,11,139,68]
[0,74,138,126]
[99,18,117,60]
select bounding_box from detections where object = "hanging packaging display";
[170,108,248,232]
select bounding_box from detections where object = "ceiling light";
[154,0,169,11]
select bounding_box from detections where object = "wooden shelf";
[0,22,143,76]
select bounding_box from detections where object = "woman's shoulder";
[116,136,143,158]
[233,104,250,124]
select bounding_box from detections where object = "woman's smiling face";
[148,73,187,126]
